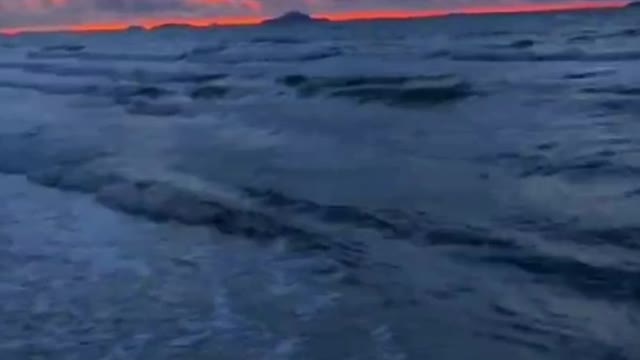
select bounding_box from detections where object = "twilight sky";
[0,0,629,32]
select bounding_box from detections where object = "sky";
[0,0,630,32]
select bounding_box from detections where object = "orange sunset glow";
[0,0,631,35]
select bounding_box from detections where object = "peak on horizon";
[262,10,328,25]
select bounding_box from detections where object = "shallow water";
[0,8,639,359]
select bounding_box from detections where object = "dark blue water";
[0,7,639,359]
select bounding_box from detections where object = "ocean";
[0,7,638,359]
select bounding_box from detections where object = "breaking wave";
[0,61,227,83]
[279,74,476,106]
[187,44,342,64]
[483,252,640,302]
[452,49,640,62]
[29,45,185,63]
[488,149,640,181]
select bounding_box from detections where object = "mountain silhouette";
[262,11,328,25]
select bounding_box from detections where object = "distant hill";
[126,25,146,32]
[626,1,640,7]
[150,23,212,31]
[262,11,328,25]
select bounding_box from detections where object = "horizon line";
[0,1,631,35]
